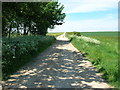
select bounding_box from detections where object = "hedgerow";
[2,35,55,80]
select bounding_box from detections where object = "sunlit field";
[66,32,119,87]
[47,32,63,37]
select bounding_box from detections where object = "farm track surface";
[3,33,113,88]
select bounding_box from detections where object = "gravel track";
[3,33,113,88]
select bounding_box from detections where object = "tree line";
[2,1,66,37]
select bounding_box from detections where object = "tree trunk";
[27,23,31,35]
[8,24,12,38]
[23,24,26,35]
[17,24,19,33]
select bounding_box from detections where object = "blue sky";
[48,0,119,32]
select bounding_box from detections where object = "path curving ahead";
[4,33,113,88]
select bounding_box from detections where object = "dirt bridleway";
[4,33,113,88]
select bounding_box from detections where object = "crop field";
[66,32,119,87]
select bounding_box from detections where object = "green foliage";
[2,35,55,80]
[66,32,119,87]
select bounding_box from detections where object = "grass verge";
[66,32,119,88]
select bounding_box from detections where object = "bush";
[2,35,56,80]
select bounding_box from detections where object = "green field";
[47,32,63,37]
[66,31,119,88]
[81,31,118,37]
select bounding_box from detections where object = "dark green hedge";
[2,35,56,80]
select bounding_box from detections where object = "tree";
[2,1,66,37]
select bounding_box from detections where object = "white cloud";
[48,0,118,32]
[59,0,119,13]
[48,16,118,32]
